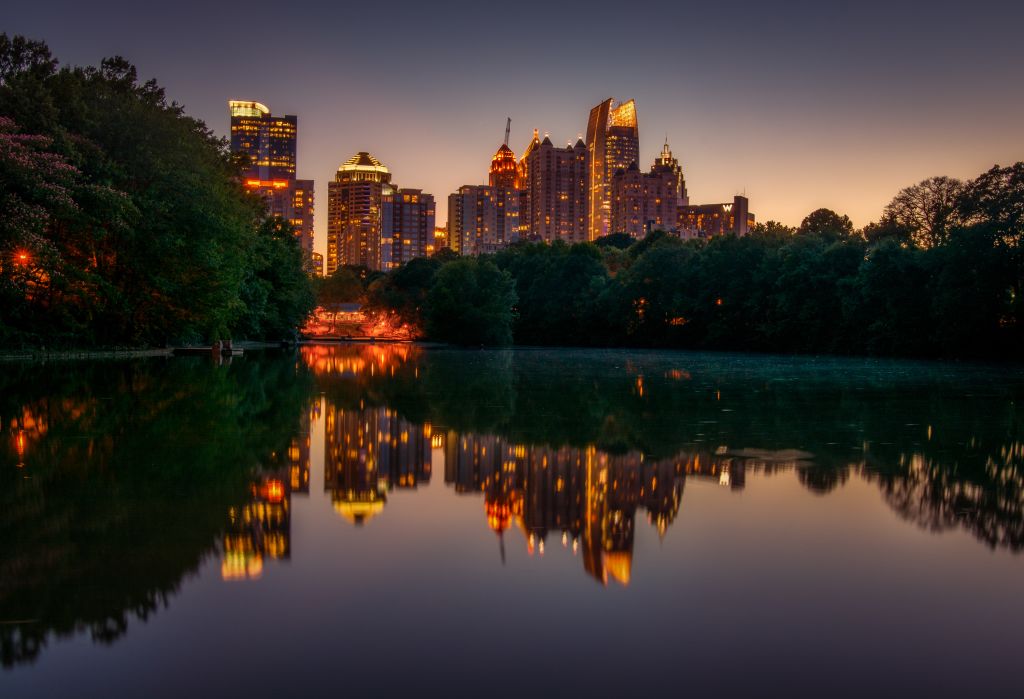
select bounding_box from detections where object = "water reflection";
[1,345,1022,669]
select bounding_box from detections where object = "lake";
[2,345,1023,696]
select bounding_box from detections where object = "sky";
[8,1,1024,258]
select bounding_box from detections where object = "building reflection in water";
[222,421,311,581]
[290,343,1024,585]
[442,434,773,586]
[324,404,432,525]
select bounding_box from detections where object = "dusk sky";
[9,1,1024,258]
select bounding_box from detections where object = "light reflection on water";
[2,345,1023,696]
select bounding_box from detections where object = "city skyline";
[9,1,1022,262]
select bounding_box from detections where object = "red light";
[263,479,285,503]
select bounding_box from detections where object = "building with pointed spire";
[586,98,639,241]
[653,137,688,207]
[489,145,518,189]
[447,121,522,255]
[610,137,687,238]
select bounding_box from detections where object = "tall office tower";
[229,100,297,181]
[489,145,518,189]
[586,98,639,240]
[518,131,588,243]
[677,195,755,238]
[326,152,392,274]
[610,162,680,238]
[382,188,436,268]
[489,118,519,189]
[229,100,313,259]
[447,185,521,255]
[652,138,688,207]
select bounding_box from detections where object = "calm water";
[2,345,1023,697]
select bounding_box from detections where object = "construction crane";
[504,117,511,147]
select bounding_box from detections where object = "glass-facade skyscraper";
[229,100,297,181]
[228,100,313,259]
[586,98,639,240]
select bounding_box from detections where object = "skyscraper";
[447,185,520,255]
[610,138,687,238]
[652,138,688,207]
[518,131,588,243]
[610,162,679,238]
[586,98,639,241]
[327,152,392,274]
[229,100,313,257]
[382,188,435,268]
[489,144,518,189]
[229,100,297,181]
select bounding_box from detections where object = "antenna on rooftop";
[504,117,511,147]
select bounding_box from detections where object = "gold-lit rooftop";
[229,100,270,118]
[609,99,637,129]
[338,151,390,175]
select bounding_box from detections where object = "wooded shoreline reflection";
[2,344,1022,667]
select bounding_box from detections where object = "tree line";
[322,164,1022,359]
[0,36,314,348]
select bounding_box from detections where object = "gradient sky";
[8,1,1024,257]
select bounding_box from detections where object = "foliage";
[366,159,1023,358]
[797,208,856,241]
[424,258,516,345]
[882,175,965,248]
[0,35,312,347]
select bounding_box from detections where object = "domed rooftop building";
[489,144,518,189]
[336,151,392,183]
[327,151,393,275]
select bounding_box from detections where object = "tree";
[957,163,1024,247]
[0,34,56,85]
[751,220,796,238]
[0,38,312,346]
[593,232,634,250]
[881,176,965,248]
[365,255,442,326]
[798,208,855,241]
[425,258,516,345]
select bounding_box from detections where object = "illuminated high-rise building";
[326,152,392,274]
[447,185,521,255]
[652,138,688,207]
[382,188,435,268]
[489,144,518,189]
[229,100,297,181]
[229,100,314,260]
[518,130,588,243]
[610,138,687,238]
[678,195,755,238]
[610,163,679,238]
[586,98,639,240]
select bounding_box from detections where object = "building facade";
[610,163,679,238]
[489,143,518,189]
[382,188,435,268]
[586,98,639,241]
[652,138,688,207]
[229,100,297,181]
[518,131,588,244]
[610,139,688,238]
[677,195,754,238]
[229,100,314,261]
[327,152,392,274]
[447,185,521,255]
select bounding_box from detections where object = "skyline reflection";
[1,345,1022,671]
